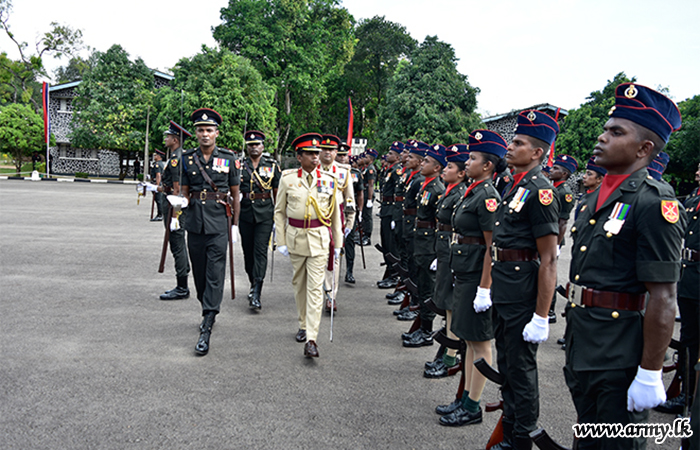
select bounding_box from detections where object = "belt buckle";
[568,283,585,307]
[249,192,256,200]
[451,233,458,245]
[491,245,499,262]
[200,190,207,201]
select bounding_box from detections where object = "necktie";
[307,174,313,187]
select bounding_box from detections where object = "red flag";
[42,82,50,144]
[346,97,353,154]
[546,107,561,167]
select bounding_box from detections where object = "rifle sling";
[192,153,218,192]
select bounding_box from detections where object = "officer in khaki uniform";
[564,84,686,449]
[238,130,282,310]
[159,121,193,300]
[491,110,561,450]
[318,134,355,312]
[273,133,343,358]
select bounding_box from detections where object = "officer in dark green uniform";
[403,144,446,347]
[491,110,561,450]
[238,130,281,310]
[547,154,578,323]
[180,108,241,356]
[575,157,606,219]
[338,143,364,283]
[564,83,685,449]
[361,149,378,246]
[377,142,404,288]
[159,121,193,300]
[150,149,166,221]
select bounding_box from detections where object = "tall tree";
[53,54,94,84]
[0,102,45,174]
[377,36,481,150]
[213,0,354,154]
[70,45,154,175]
[665,94,700,180]
[152,46,276,153]
[0,0,83,109]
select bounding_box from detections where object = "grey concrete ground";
[0,180,684,449]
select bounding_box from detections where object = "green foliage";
[70,45,155,156]
[0,102,45,173]
[74,171,88,178]
[665,94,700,178]
[556,72,635,161]
[377,36,481,151]
[53,55,94,84]
[152,46,276,153]
[214,0,355,154]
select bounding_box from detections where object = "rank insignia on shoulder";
[539,189,553,206]
[485,198,498,212]
[661,200,679,223]
[235,160,241,169]
[565,193,573,203]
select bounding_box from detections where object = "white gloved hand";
[429,258,438,271]
[522,313,549,343]
[557,246,561,258]
[366,199,373,208]
[145,182,158,192]
[170,217,180,231]
[167,195,188,209]
[334,248,341,260]
[231,225,239,243]
[358,212,363,223]
[627,367,666,412]
[391,220,395,230]
[344,227,352,238]
[277,245,289,256]
[473,287,492,313]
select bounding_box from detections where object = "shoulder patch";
[485,198,498,212]
[565,193,573,203]
[235,160,241,169]
[661,200,679,223]
[539,189,553,206]
[171,159,178,167]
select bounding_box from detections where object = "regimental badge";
[565,193,573,203]
[397,168,403,176]
[250,134,256,140]
[171,159,178,167]
[234,160,241,169]
[312,139,318,145]
[539,189,553,205]
[202,113,208,120]
[475,132,483,141]
[661,200,679,223]
[527,111,537,121]
[624,84,638,99]
[485,198,498,212]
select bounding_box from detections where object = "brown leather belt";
[452,233,485,245]
[382,196,395,203]
[162,185,173,195]
[242,191,271,200]
[415,220,436,229]
[394,195,405,202]
[403,208,417,216]
[288,218,324,228]
[683,248,700,262]
[567,283,646,311]
[437,223,452,232]
[190,190,228,201]
[492,247,539,262]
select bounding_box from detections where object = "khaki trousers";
[289,252,327,342]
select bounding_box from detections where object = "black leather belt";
[682,248,699,262]
[567,283,646,311]
[242,192,271,200]
[415,220,436,229]
[452,233,485,245]
[492,247,539,262]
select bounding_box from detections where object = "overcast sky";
[2,0,698,117]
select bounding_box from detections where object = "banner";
[42,82,50,144]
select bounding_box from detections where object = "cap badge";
[562,156,567,160]
[312,139,318,145]
[413,142,418,147]
[624,85,638,99]
[527,111,537,122]
[475,132,483,140]
[251,134,256,139]
[202,114,208,120]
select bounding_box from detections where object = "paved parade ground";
[0,180,684,449]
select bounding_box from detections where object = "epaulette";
[182,148,196,156]
[281,168,297,177]
[643,175,675,196]
[218,148,235,156]
[336,162,352,170]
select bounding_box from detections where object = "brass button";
[509,209,514,214]
[589,219,596,225]
[606,232,612,238]
[571,226,577,233]
[458,250,462,254]
[571,303,576,308]
[611,311,619,319]
[683,263,687,268]
[514,266,520,271]
[690,231,694,235]
[580,246,587,252]
[693,216,697,220]
[495,221,500,226]
[575,274,580,281]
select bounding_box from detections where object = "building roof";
[483,103,568,123]
[48,69,174,92]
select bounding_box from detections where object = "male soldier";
[362,149,378,246]
[238,130,282,310]
[377,142,404,288]
[564,83,685,449]
[547,154,578,323]
[646,151,669,181]
[403,144,446,347]
[318,134,355,312]
[159,121,193,300]
[180,108,240,356]
[491,110,560,449]
[150,149,166,221]
[273,133,343,358]
[338,142,364,283]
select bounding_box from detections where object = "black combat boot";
[160,276,190,300]
[195,312,216,356]
[249,278,263,310]
[490,419,514,450]
[513,435,533,450]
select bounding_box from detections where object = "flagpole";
[43,82,51,178]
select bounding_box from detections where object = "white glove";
[344,227,352,238]
[167,195,188,209]
[145,182,158,192]
[473,287,492,313]
[366,199,373,208]
[358,212,363,223]
[334,248,341,259]
[231,225,239,243]
[627,367,666,412]
[391,221,395,230]
[429,258,438,271]
[170,217,180,231]
[556,246,561,258]
[522,313,549,343]
[277,245,289,256]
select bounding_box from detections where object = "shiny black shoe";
[387,291,405,305]
[424,361,456,378]
[396,310,418,321]
[403,330,433,348]
[439,407,483,427]
[386,290,402,300]
[249,279,262,310]
[393,306,409,316]
[401,329,421,341]
[654,394,686,414]
[345,272,355,284]
[361,236,371,246]
[160,286,190,300]
[295,329,307,343]
[556,338,566,345]
[548,310,557,323]
[377,278,398,289]
[195,313,216,356]
[436,398,462,415]
[151,215,163,222]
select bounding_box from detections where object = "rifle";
[150,192,155,219]
[226,195,236,300]
[356,218,366,269]
[330,252,336,342]
[475,357,507,450]
[158,203,172,273]
[270,225,276,282]
[530,428,572,450]
[433,329,465,377]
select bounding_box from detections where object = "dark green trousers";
[168,209,190,278]
[187,231,227,314]
[239,218,273,284]
[414,253,436,325]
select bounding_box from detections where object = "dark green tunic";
[401,170,424,279]
[161,148,189,279]
[432,181,466,311]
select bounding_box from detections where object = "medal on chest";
[351,173,359,183]
[420,190,432,206]
[317,178,335,194]
[509,187,530,212]
[603,202,630,235]
[259,166,272,178]
[213,157,230,173]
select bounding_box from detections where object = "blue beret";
[366,148,378,159]
[514,110,559,146]
[405,139,417,148]
[445,143,470,162]
[390,141,405,153]
[541,165,551,174]
[165,120,192,138]
[609,83,681,143]
[647,151,670,180]
[553,154,579,174]
[408,140,429,158]
[586,157,607,176]
[426,143,447,167]
[468,129,507,158]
